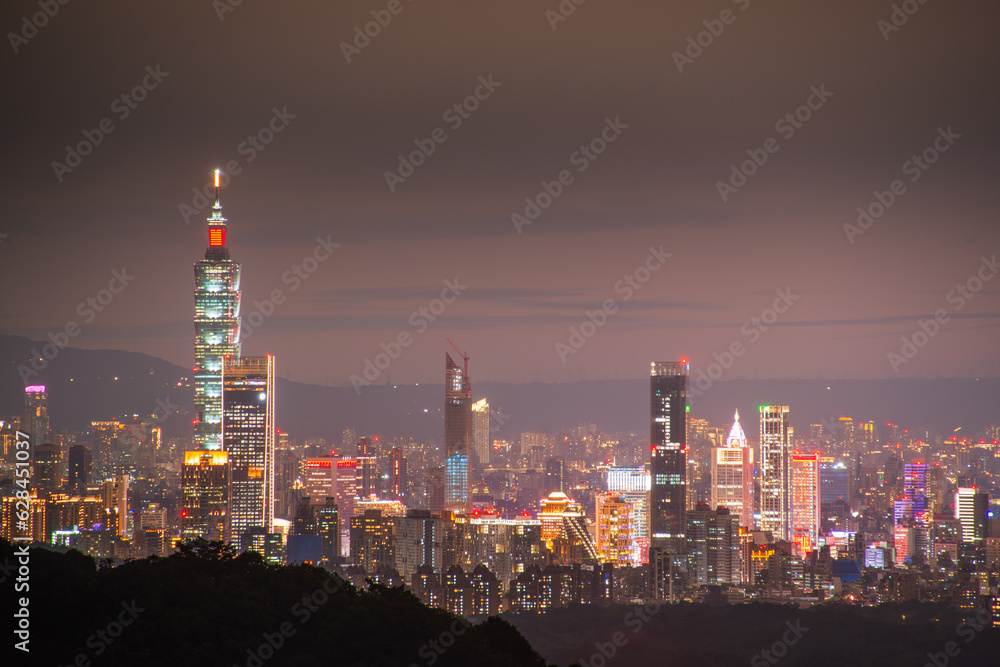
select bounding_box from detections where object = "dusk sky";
[2,0,998,386]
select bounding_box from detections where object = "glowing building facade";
[607,466,650,564]
[194,171,242,451]
[711,410,754,529]
[444,352,471,512]
[595,493,635,567]
[760,405,791,541]
[790,452,820,554]
[181,450,230,541]
[471,398,491,468]
[650,361,687,554]
[224,354,275,545]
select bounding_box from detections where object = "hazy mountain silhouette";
[2,335,998,445]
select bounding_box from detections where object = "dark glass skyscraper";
[444,352,471,512]
[194,170,242,451]
[650,360,688,554]
[224,354,275,544]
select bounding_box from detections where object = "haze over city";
[2,2,1000,666]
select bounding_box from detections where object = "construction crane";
[446,338,469,376]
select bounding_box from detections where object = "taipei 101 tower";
[193,170,242,450]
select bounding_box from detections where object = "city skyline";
[2,2,1000,663]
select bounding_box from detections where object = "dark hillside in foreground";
[0,540,548,667]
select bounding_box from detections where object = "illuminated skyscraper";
[194,170,242,451]
[224,354,275,545]
[181,450,230,541]
[955,487,988,543]
[302,458,337,502]
[444,351,471,512]
[903,463,930,524]
[711,410,754,528]
[21,385,49,447]
[790,452,820,554]
[650,361,688,554]
[607,466,650,564]
[471,398,491,468]
[595,493,635,567]
[759,405,791,541]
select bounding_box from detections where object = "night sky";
[2,0,998,386]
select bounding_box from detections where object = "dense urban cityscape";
[3,1,1000,665]
[3,175,999,639]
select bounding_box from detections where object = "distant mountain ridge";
[2,334,998,444]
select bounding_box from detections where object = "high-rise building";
[472,398,491,468]
[67,445,92,496]
[393,509,444,581]
[903,463,930,525]
[544,458,565,495]
[607,466,650,564]
[335,457,358,554]
[595,493,635,567]
[711,410,754,529]
[790,452,820,554]
[427,465,445,515]
[302,458,337,503]
[650,361,687,554]
[686,503,741,585]
[194,170,242,451]
[356,455,378,498]
[444,351,471,512]
[32,443,62,497]
[181,450,230,541]
[760,405,791,541]
[391,448,407,499]
[224,354,275,546]
[102,475,129,539]
[21,385,49,449]
[350,509,395,574]
[955,488,989,543]
[819,459,850,505]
